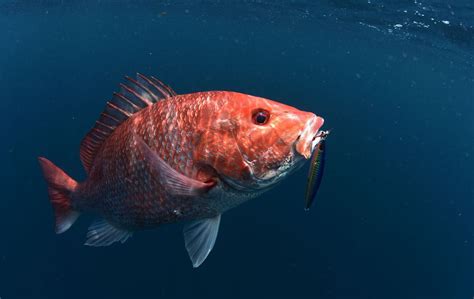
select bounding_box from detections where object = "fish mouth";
[295,115,325,159]
[243,117,326,191]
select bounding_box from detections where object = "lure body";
[304,131,328,210]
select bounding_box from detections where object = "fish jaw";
[295,115,325,159]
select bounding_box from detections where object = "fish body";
[38,74,325,267]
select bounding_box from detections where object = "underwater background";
[1,1,473,298]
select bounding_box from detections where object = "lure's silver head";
[310,130,330,155]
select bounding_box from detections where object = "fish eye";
[252,109,270,125]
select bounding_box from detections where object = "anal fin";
[85,219,133,247]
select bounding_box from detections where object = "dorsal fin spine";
[113,91,141,110]
[151,76,177,96]
[92,127,108,136]
[125,77,154,105]
[93,127,110,136]
[100,112,120,123]
[89,134,105,142]
[82,149,93,155]
[81,151,92,158]
[90,130,106,138]
[106,102,132,117]
[137,73,169,99]
[137,73,158,101]
[120,83,151,106]
[85,138,100,146]
[95,121,115,131]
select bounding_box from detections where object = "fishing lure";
[305,130,330,210]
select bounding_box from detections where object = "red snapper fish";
[38,74,325,267]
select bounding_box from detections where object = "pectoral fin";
[183,215,221,268]
[134,134,214,196]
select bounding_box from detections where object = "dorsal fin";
[79,73,177,173]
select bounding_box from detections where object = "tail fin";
[38,157,80,234]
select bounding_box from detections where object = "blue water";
[1,1,473,298]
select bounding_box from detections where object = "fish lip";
[295,115,325,159]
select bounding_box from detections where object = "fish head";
[199,92,324,191]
